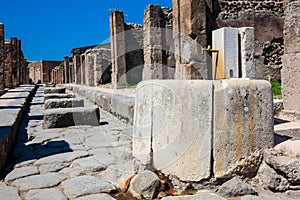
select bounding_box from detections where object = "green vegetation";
[124,83,137,89]
[59,62,64,70]
[271,80,282,99]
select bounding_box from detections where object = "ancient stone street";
[0,85,134,199]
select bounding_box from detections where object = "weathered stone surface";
[255,161,289,192]
[212,27,239,79]
[44,93,75,101]
[218,177,257,197]
[44,87,66,94]
[0,182,21,200]
[39,163,70,174]
[239,27,256,79]
[133,80,212,182]
[284,0,300,54]
[214,80,274,179]
[129,170,161,199]
[12,173,66,191]
[26,188,67,200]
[0,23,4,92]
[162,192,227,200]
[264,149,300,184]
[274,140,300,158]
[43,106,100,128]
[110,11,126,89]
[76,194,116,200]
[72,156,107,172]
[44,98,84,109]
[143,5,175,80]
[5,166,39,183]
[173,0,211,80]
[61,175,115,198]
[34,151,89,165]
[281,53,300,113]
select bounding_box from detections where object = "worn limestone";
[217,177,257,197]
[133,80,212,182]
[281,0,300,114]
[129,170,162,199]
[43,106,100,128]
[213,80,274,179]
[44,98,84,109]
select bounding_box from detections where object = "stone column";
[73,55,81,84]
[110,11,127,89]
[4,39,13,88]
[80,54,85,85]
[64,56,70,83]
[143,5,165,80]
[0,23,4,92]
[172,0,212,80]
[282,0,300,113]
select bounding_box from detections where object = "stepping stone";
[43,106,100,128]
[44,94,75,101]
[44,98,84,109]
[44,87,66,94]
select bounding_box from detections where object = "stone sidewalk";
[0,86,134,200]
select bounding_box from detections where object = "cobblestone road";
[0,86,134,200]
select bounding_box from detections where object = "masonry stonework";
[143,5,175,80]
[281,0,300,113]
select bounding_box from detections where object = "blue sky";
[0,0,171,61]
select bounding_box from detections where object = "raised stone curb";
[44,93,75,101]
[0,85,37,174]
[64,84,135,124]
[43,106,100,128]
[44,98,84,109]
[44,87,66,94]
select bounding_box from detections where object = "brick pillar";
[64,56,70,83]
[110,11,127,89]
[73,55,81,84]
[143,5,165,80]
[282,0,300,113]
[172,0,211,80]
[0,23,4,92]
[4,39,13,88]
[80,54,85,85]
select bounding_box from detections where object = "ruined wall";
[3,38,20,88]
[281,0,300,113]
[29,61,61,83]
[124,23,144,85]
[0,23,4,92]
[216,0,284,81]
[85,47,111,86]
[173,0,215,80]
[143,5,175,80]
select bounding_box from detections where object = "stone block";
[1,91,30,99]
[213,79,274,179]
[133,80,212,182]
[44,98,84,109]
[43,106,100,128]
[284,0,300,54]
[238,27,255,79]
[44,94,75,101]
[281,53,300,113]
[44,87,66,94]
[212,27,239,79]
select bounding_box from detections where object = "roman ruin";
[281,0,300,114]
[1,0,300,199]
